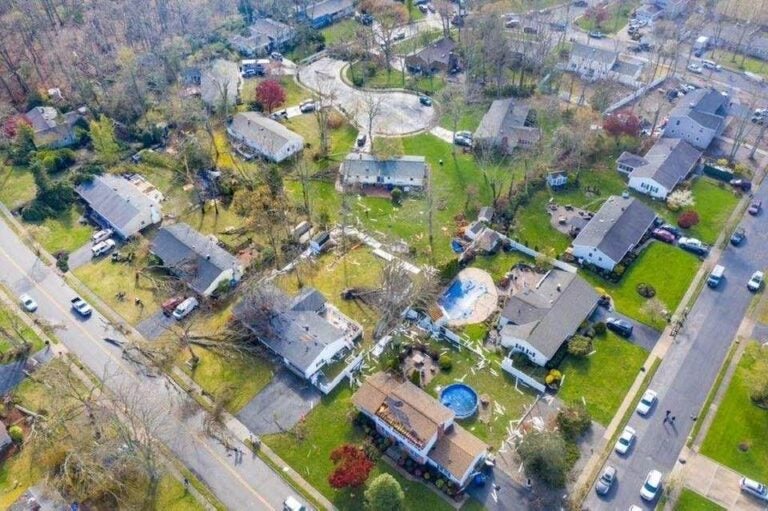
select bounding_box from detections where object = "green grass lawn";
[674,489,726,511]
[575,1,639,34]
[701,341,768,482]
[583,242,700,328]
[470,251,528,282]
[0,165,36,209]
[321,19,360,46]
[346,62,446,95]
[439,101,491,133]
[713,49,768,79]
[263,386,477,511]
[0,303,45,353]
[557,330,649,425]
[241,77,307,111]
[393,29,443,56]
[26,204,93,255]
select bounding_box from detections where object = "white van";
[283,496,306,511]
[707,264,725,288]
[92,228,113,243]
[702,60,721,71]
[91,239,116,257]
[172,297,199,320]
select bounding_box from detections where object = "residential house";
[634,3,664,23]
[663,88,728,149]
[352,372,489,488]
[473,99,540,153]
[703,23,768,61]
[23,106,82,148]
[200,59,242,108]
[464,221,486,241]
[547,170,568,188]
[75,174,162,240]
[405,38,460,75]
[499,269,599,367]
[475,229,502,254]
[340,153,428,190]
[230,18,295,57]
[236,287,362,393]
[617,138,702,199]
[566,43,643,84]
[296,0,355,29]
[635,0,688,22]
[150,223,243,297]
[227,112,304,163]
[571,195,657,271]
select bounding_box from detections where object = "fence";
[504,237,578,273]
[604,75,668,114]
[501,357,547,394]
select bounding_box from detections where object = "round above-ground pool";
[440,383,479,419]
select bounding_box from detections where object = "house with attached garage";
[296,0,354,29]
[663,88,728,149]
[352,372,489,488]
[227,112,304,163]
[571,195,657,271]
[236,286,363,393]
[23,106,83,149]
[404,38,461,75]
[75,174,162,240]
[473,98,540,153]
[229,18,295,57]
[149,223,243,297]
[340,153,428,190]
[498,269,599,367]
[617,138,703,199]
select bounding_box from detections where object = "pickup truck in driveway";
[71,296,93,317]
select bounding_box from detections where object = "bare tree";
[312,70,337,158]
[361,92,385,143]
[363,0,407,74]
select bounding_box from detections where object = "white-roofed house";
[227,112,304,163]
[340,153,428,190]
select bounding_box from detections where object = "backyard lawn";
[470,251,528,282]
[0,165,36,209]
[674,489,725,511]
[557,330,649,425]
[575,0,639,34]
[26,204,93,255]
[701,341,768,482]
[583,242,700,328]
[241,77,307,111]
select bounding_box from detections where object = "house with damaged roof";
[662,88,728,149]
[473,98,540,153]
[571,195,657,271]
[23,106,83,149]
[498,269,599,367]
[340,153,428,190]
[352,372,488,488]
[617,138,703,199]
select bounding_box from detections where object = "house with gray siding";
[663,88,728,149]
[617,138,702,199]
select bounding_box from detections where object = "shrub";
[391,187,403,205]
[56,254,69,273]
[677,210,700,228]
[438,355,453,371]
[593,321,607,336]
[365,473,405,511]
[636,283,656,298]
[8,425,23,443]
[556,403,592,441]
[517,430,568,488]
[545,369,562,386]
[409,370,421,387]
[612,264,626,278]
[328,444,374,489]
[567,335,593,357]
[327,111,345,129]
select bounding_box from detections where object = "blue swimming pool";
[440,383,479,419]
[439,279,486,321]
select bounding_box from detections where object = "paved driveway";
[297,58,437,136]
[591,306,662,352]
[682,452,767,511]
[237,369,320,436]
[67,242,94,271]
[136,310,175,340]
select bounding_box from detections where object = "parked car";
[71,296,93,317]
[678,237,709,256]
[748,199,762,215]
[92,239,116,257]
[92,228,113,244]
[739,477,768,501]
[162,296,185,316]
[687,63,703,74]
[614,426,636,455]
[270,110,288,121]
[640,470,663,501]
[454,131,473,147]
[730,227,746,246]
[270,52,283,61]
[419,95,433,106]
[172,297,199,320]
[658,224,682,238]
[707,264,725,288]
[636,389,657,416]
[299,100,316,113]
[607,317,633,337]
[595,466,616,495]
[19,294,38,312]
[356,133,367,147]
[393,31,406,41]
[748,271,765,292]
[572,0,588,6]
[283,496,307,511]
[730,178,752,192]
[651,228,675,244]
[550,21,567,31]
[702,60,722,71]
[588,30,605,39]
[418,4,428,13]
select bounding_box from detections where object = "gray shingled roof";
[617,151,648,168]
[501,270,599,359]
[669,88,728,130]
[410,37,456,66]
[571,42,618,66]
[291,287,327,312]
[342,153,427,183]
[76,174,162,238]
[229,112,304,156]
[573,196,657,263]
[629,138,702,189]
[230,18,293,52]
[150,223,239,295]
[306,0,354,20]
[474,98,535,141]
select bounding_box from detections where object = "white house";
[571,196,657,271]
[617,138,702,199]
[150,223,244,297]
[663,88,728,149]
[340,153,428,190]
[568,42,618,79]
[228,112,304,163]
[353,372,489,488]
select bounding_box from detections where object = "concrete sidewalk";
[681,451,767,511]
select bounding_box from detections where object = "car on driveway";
[614,426,636,455]
[640,470,663,501]
[20,294,37,312]
[453,131,473,147]
[172,297,199,321]
[651,228,675,244]
[636,389,657,416]
[595,466,616,495]
[162,296,185,316]
[740,477,768,500]
[658,224,681,238]
[356,133,367,147]
[91,239,116,257]
[607,317,633,337]
[92,228,113,244]
[748,271,765,292]
[748,199,762,215]
[731,227,746,246]
[678,237,709,256]
[419,95,433,106]
[588,30,605,38]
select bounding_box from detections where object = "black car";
[356,133,367,147]
[607,317,633,337]
[730,227,746,246]
[419,95,433,106]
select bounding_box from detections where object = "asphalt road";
[585,181,768,510]
[0,219,309,511]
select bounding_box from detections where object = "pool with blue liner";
[439,278,486,321]
[440,383,479,419]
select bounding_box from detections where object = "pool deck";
[446,268,498,327]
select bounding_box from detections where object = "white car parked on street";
[636,389,657,416]
[640,469,663,501]
[614,426,636,454]
[19,294,37,312]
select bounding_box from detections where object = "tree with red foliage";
[585,6,609,29]
[328,444,374,489]
[603,111,641,140]
[255,79,286,114]
[3,115,28,140]
[677,210,700,228]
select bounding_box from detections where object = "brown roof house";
[405,38,460,75]
[474,98,540,153]
[353,372,488,488]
